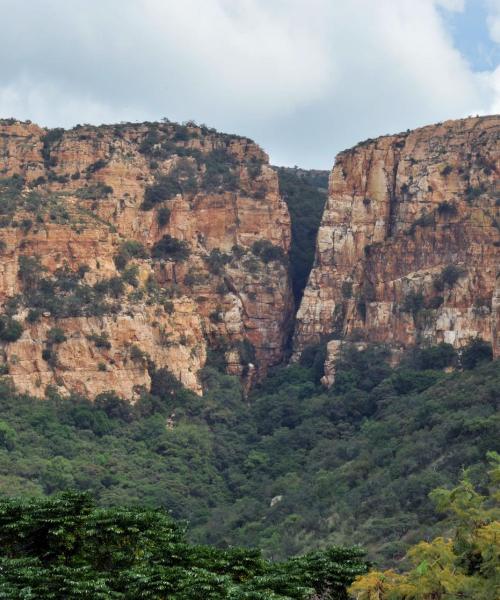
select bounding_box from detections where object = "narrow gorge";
[0,115,498,399]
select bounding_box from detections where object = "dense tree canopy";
[0,341,497,570]
[0,492,367,599]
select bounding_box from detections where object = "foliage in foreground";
[350,453,500,599]
[0,492,367,599]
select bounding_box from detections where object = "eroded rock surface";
[294,116,499,379]
[0,119,293,397]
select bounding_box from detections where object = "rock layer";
[0,119,293,398]
[293,116,499,376]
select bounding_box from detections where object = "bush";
[86,159,107,173]
[433,264,464,291]
[403,343,457,370]
[0,317,23,342]
[88,333,111,349]
[18,255,44,290]
[143,162,197,210]
[202,148,238,192]
[150,368,183,399]
[401,290,424,317]
[151,235,190,261]
[407,211,435,235]
[41,128,64,166]
[143,176,181,209]
[46,327,66,345]
[157,207,171,227]
[460,338,493,369]
[437,201,457,217]
[299,341,328,384]
[114,241,149,270]
[94,392,133,422]
[251,240,286,264]
[205,248,231,274]
[75,184,113,200]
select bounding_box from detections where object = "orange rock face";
[0,119,293,398]
[293,116,499,375]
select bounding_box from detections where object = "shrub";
[94,392,133,422]
[407,211,435,235]
[401,290,424,317]
[143,176,180,209]
[460,338,493,369]
[86,159,107,173]
[437,201,458,217]
[46,327,67,344]
[404,343,457,370]
[251,240,286,264]
[202,148,238,192]
[143,162,197,210]
[18,255,44,290]
[88,333,111,349]
[26,308,42,323]
[157,207,171,227]
[41,128,64,167]
[205,248,231,274]
[75,184,113,200]
[41,347,56,366]
[151,235,190,261]
[433,264,464,291]
[465,185,485,203]
[299,341,328,384]
[150,367,183,399]
[122,265,139,287]
[130,345,146,363]
[94,277,124,298]
[0,317,23,342]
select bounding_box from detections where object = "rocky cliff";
[0,119,293,398]
[293,116,499,383]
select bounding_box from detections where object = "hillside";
[0,340,497,566]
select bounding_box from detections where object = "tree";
[0,492,367,599]
[350,453,500,599]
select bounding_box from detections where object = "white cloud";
[487,0,500,43]
[0,0,497,167]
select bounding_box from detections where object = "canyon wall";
[293,116,499,382]
[0,119,293,398]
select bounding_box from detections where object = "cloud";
[0,0,497,167]
[487,0,500,42]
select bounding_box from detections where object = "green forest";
[0,339,497,571]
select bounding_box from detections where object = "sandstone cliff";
[293,116,499,383]
[0,119,293,398]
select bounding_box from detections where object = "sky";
[0,0,498,168]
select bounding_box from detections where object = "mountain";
[0,119,293,398]
[293,116,499,384]
[0,115,498,570]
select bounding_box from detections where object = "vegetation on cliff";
[274,167,328,303]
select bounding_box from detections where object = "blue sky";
[443,0,499,70]
[0,0,498,168]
